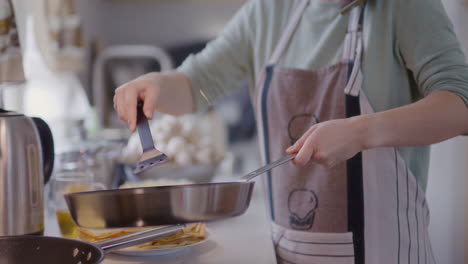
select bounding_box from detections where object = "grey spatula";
[134,101,169,174]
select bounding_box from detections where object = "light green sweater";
[178,0,468,190]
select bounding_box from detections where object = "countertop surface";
[45,141,278,264]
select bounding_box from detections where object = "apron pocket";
[272,222,355,264]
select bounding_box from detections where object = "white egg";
[180,119,197,137]
[195,147,213,164]
[153,127,173,144]
[149,118,161,129]
[127,132,141,150]
[199,135,213,147]
[186,130,201,144]
[120,147,140,164]
[214,150,225,161]
[153,131,170,146]
[157,115,176,133]
[166,136,186,156]
[155,142,166,153]
[175,151,192,166]
[158,121,175,137]
[120,133,143,164]
[185,143,196,154]
[179,114,197,124]
[161,114,178,124]
[152,123,167,135]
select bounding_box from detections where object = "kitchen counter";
[45,179,277,264]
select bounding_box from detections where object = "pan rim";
[64,181,254,197]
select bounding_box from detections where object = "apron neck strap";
[267,0,311,65]
[347,5,362,34]
[267,0,364,66]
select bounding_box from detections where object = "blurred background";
[2,0,468,263]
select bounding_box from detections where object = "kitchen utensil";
[0,109,54,235]
[0,225,185,264]
[133,101,169,174]
[65,154,296,228]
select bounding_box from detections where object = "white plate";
[111,230,210,257]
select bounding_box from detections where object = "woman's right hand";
[113,72,162,132]
[113,71,195,132]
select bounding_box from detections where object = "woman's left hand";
[286,117,367,168]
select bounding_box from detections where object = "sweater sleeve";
[396,0,468,105]
[178,0,256,111]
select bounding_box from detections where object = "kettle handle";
[32,118,55,185]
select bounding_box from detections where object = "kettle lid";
[0,109,23,117]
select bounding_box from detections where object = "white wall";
[426,1,468,264]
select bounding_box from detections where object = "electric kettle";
[0,109,54,235]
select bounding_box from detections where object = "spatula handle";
[136,101,155,152]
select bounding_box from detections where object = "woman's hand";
[286,117,368,168]
[113,72,162,131]
[113,71,194,132]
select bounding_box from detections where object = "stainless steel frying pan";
[0,225,184,264]
[65,155,295,229]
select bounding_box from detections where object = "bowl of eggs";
[120,112,228,183]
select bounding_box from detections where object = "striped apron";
[254,1,436,263]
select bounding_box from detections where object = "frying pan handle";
[94,225,185,252]
[136,101,155,152]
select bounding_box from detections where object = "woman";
[113,0,468,263]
